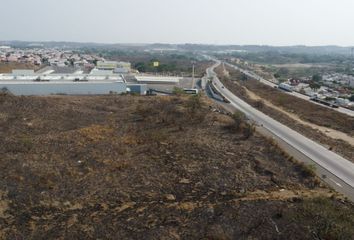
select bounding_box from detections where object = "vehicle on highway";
[278,83,293,92]
[310,96,339,108]
[183,88,199,95]
[222,96,230,103]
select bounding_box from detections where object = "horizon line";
[1,40,354,48]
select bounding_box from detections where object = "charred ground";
[216,65,354,162]
[0,94,353,239]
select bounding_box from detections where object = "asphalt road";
[206,60,354,200]
[223,61,354,117]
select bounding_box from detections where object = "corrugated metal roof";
[135,76,180,83]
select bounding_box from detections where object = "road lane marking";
[330,178,343,188]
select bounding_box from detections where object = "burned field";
[0,94,353,239]
[222,66,354,137]
[217,66,354,162]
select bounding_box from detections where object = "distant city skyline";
[1,0,354,46]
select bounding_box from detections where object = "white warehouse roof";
[135,76,180,83]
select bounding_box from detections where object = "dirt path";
[233,188,337,203]
[243,86,354,147]
[167,188,338,213]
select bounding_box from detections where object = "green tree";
[309,81,321,92]
[312,74,322,82]
[134,62,147,72]
[274,68,290,79]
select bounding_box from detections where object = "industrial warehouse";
[0,65,183,96]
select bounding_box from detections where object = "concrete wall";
[0,82,127,96]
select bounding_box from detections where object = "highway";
[206,60,354,200]
[223,61,354,117]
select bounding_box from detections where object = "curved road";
[206,60,354,199]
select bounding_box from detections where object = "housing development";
[0,47,191,96]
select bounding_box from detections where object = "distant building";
[97,61,119,70]
[335,98,350,107]
[97,61,131,72]
[114,68,129,74]
[0,81,127,96]
[350,79,354,88]
[0,67,128,96]
[134,76,180,84]
[90,69,114,76]
[6,55,19,62]
[12,69,35,76]
[117,61,131,70]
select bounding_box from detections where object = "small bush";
[14,136,34,152]
[230,112,246,131]
[242,123,255,139]
[298,162,316,178]
[253,100,265,109]
[172,87,185,95]
[185,94,202,112]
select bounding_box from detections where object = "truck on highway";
[278,83,293,92]
[183,88,199,95]
[310,96,339,108]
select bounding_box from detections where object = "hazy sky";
[1,0,354,46]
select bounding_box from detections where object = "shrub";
[16,136,33,152]
[242,123,255,139]
[186,94,202,111]
[230,112,246,131]
[254,100,265,109]
[172,87,185,95]
[297,162,316,178]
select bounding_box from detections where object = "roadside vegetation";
[216,65,354,136]
[0,93,353,238]
[216,65,354,162]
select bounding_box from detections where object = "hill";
[0,94,353,239]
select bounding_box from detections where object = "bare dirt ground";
[217,66,354,162]
[241,72,354,137]
[0,93,353,239]
[244,85,354,146]
[0,63,40,73]
[271,63,326,68]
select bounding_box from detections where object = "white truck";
[278,83,293,92]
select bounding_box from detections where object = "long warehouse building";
[0,81,127,95]
[0,70,182,96]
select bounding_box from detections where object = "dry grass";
[222,66,354,136]
[216,66,354,162]
[0,94,352,239]
[0,62,40,73]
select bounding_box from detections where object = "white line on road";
[330,178,343,188]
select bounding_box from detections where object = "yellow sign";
[153,61,159,67]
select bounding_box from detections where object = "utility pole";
[350,48,354,74]
[191,61,196,88]
[192,64,195,82]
